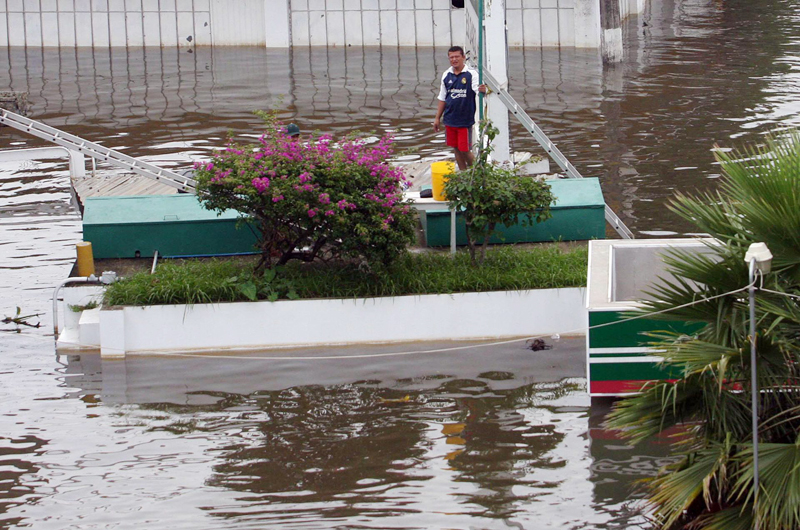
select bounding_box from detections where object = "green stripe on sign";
[589,352,652,358]
[588,311,703,349]
[590,361,682,382]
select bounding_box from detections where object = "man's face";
[448,51,465,70]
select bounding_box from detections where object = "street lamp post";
[744,241,773,530]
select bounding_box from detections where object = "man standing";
[433,46,487,170]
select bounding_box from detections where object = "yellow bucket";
[431,161,455,201]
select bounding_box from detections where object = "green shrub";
[193,115,416,273]
[444,121,555,266]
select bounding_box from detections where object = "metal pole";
[749,258,760,530]
[450,207,457,255]
[478,0,484,122]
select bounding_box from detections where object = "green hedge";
[103,244,588,307]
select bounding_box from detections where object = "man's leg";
[452,148,474,170]
[463,150,475,167]
[447,126,474,171]
[453,149,468,171]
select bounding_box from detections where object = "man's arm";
[433,72,448,132]
[433,100,446,133]
[469,68,487,95]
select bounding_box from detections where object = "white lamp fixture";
[745,242,773,273]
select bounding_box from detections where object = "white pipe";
[0,146,85,180]
[52,276,99,337]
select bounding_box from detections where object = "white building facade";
[0,0,645,48]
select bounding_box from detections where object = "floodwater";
[2,0,800,527]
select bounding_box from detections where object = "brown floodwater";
[3,0,800,527]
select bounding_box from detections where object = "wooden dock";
[71,172,180,209]
[400,161,433,192]
[72,163,431,209]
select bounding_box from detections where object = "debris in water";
[378,395,412,405]
[2,307,42,332]
[527,338,552,351]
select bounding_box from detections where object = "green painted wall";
[82,195,259,258]
[423,178,606,246]
[588,310,704,349]
[590,361,682,382]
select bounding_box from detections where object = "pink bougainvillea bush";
[194,125,416,272]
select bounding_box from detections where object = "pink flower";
[252,177,270,193]
[307,208,318,218]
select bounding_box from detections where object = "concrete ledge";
[98,288,587,357]
[78,308,101,347]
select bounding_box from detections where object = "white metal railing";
[482,69,634,239]
[0,108,196,193]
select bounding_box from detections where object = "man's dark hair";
[448,46,465,55]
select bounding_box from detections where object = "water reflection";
[55,350,610,528]
[22,344,669,529]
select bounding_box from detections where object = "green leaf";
[238,281,258,301]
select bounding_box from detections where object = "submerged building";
[1,0,645,50]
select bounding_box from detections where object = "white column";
[266,0,292,48]
[484,0,509,162]
[573,0,601,48]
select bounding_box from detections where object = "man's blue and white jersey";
[437,66,479,128]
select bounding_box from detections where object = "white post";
[483,0,510,162]
[67,150,86,180]
[266,0,292,48]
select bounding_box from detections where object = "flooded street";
[3,0,800,527]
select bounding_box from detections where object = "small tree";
[607,132,800,530]
[443,121,554,266]
[194,119,416,273]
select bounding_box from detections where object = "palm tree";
[607,132,800,529]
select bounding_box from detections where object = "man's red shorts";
[445,126,472,153]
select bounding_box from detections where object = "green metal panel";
[82,195,259,258]
[588,310,704,350]
[589,360,681,382]
[423,178,606,246]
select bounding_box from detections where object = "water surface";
[3,0,800,527]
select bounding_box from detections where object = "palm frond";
[733,440,800,529]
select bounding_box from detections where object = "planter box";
[422,178,606,247]
[97,287,587,358]
[586,239,714,396]
[82,194,259,259]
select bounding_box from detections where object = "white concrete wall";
[620,0,646,20]
[0,0,647,48]
[1,0,212,48]
[96,287,587,357]
[506,0,586,48]
[289,0,462,47]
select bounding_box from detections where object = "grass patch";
[103,244,588,307]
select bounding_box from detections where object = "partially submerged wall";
[57,287,588,356]
[1,0,647,48]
